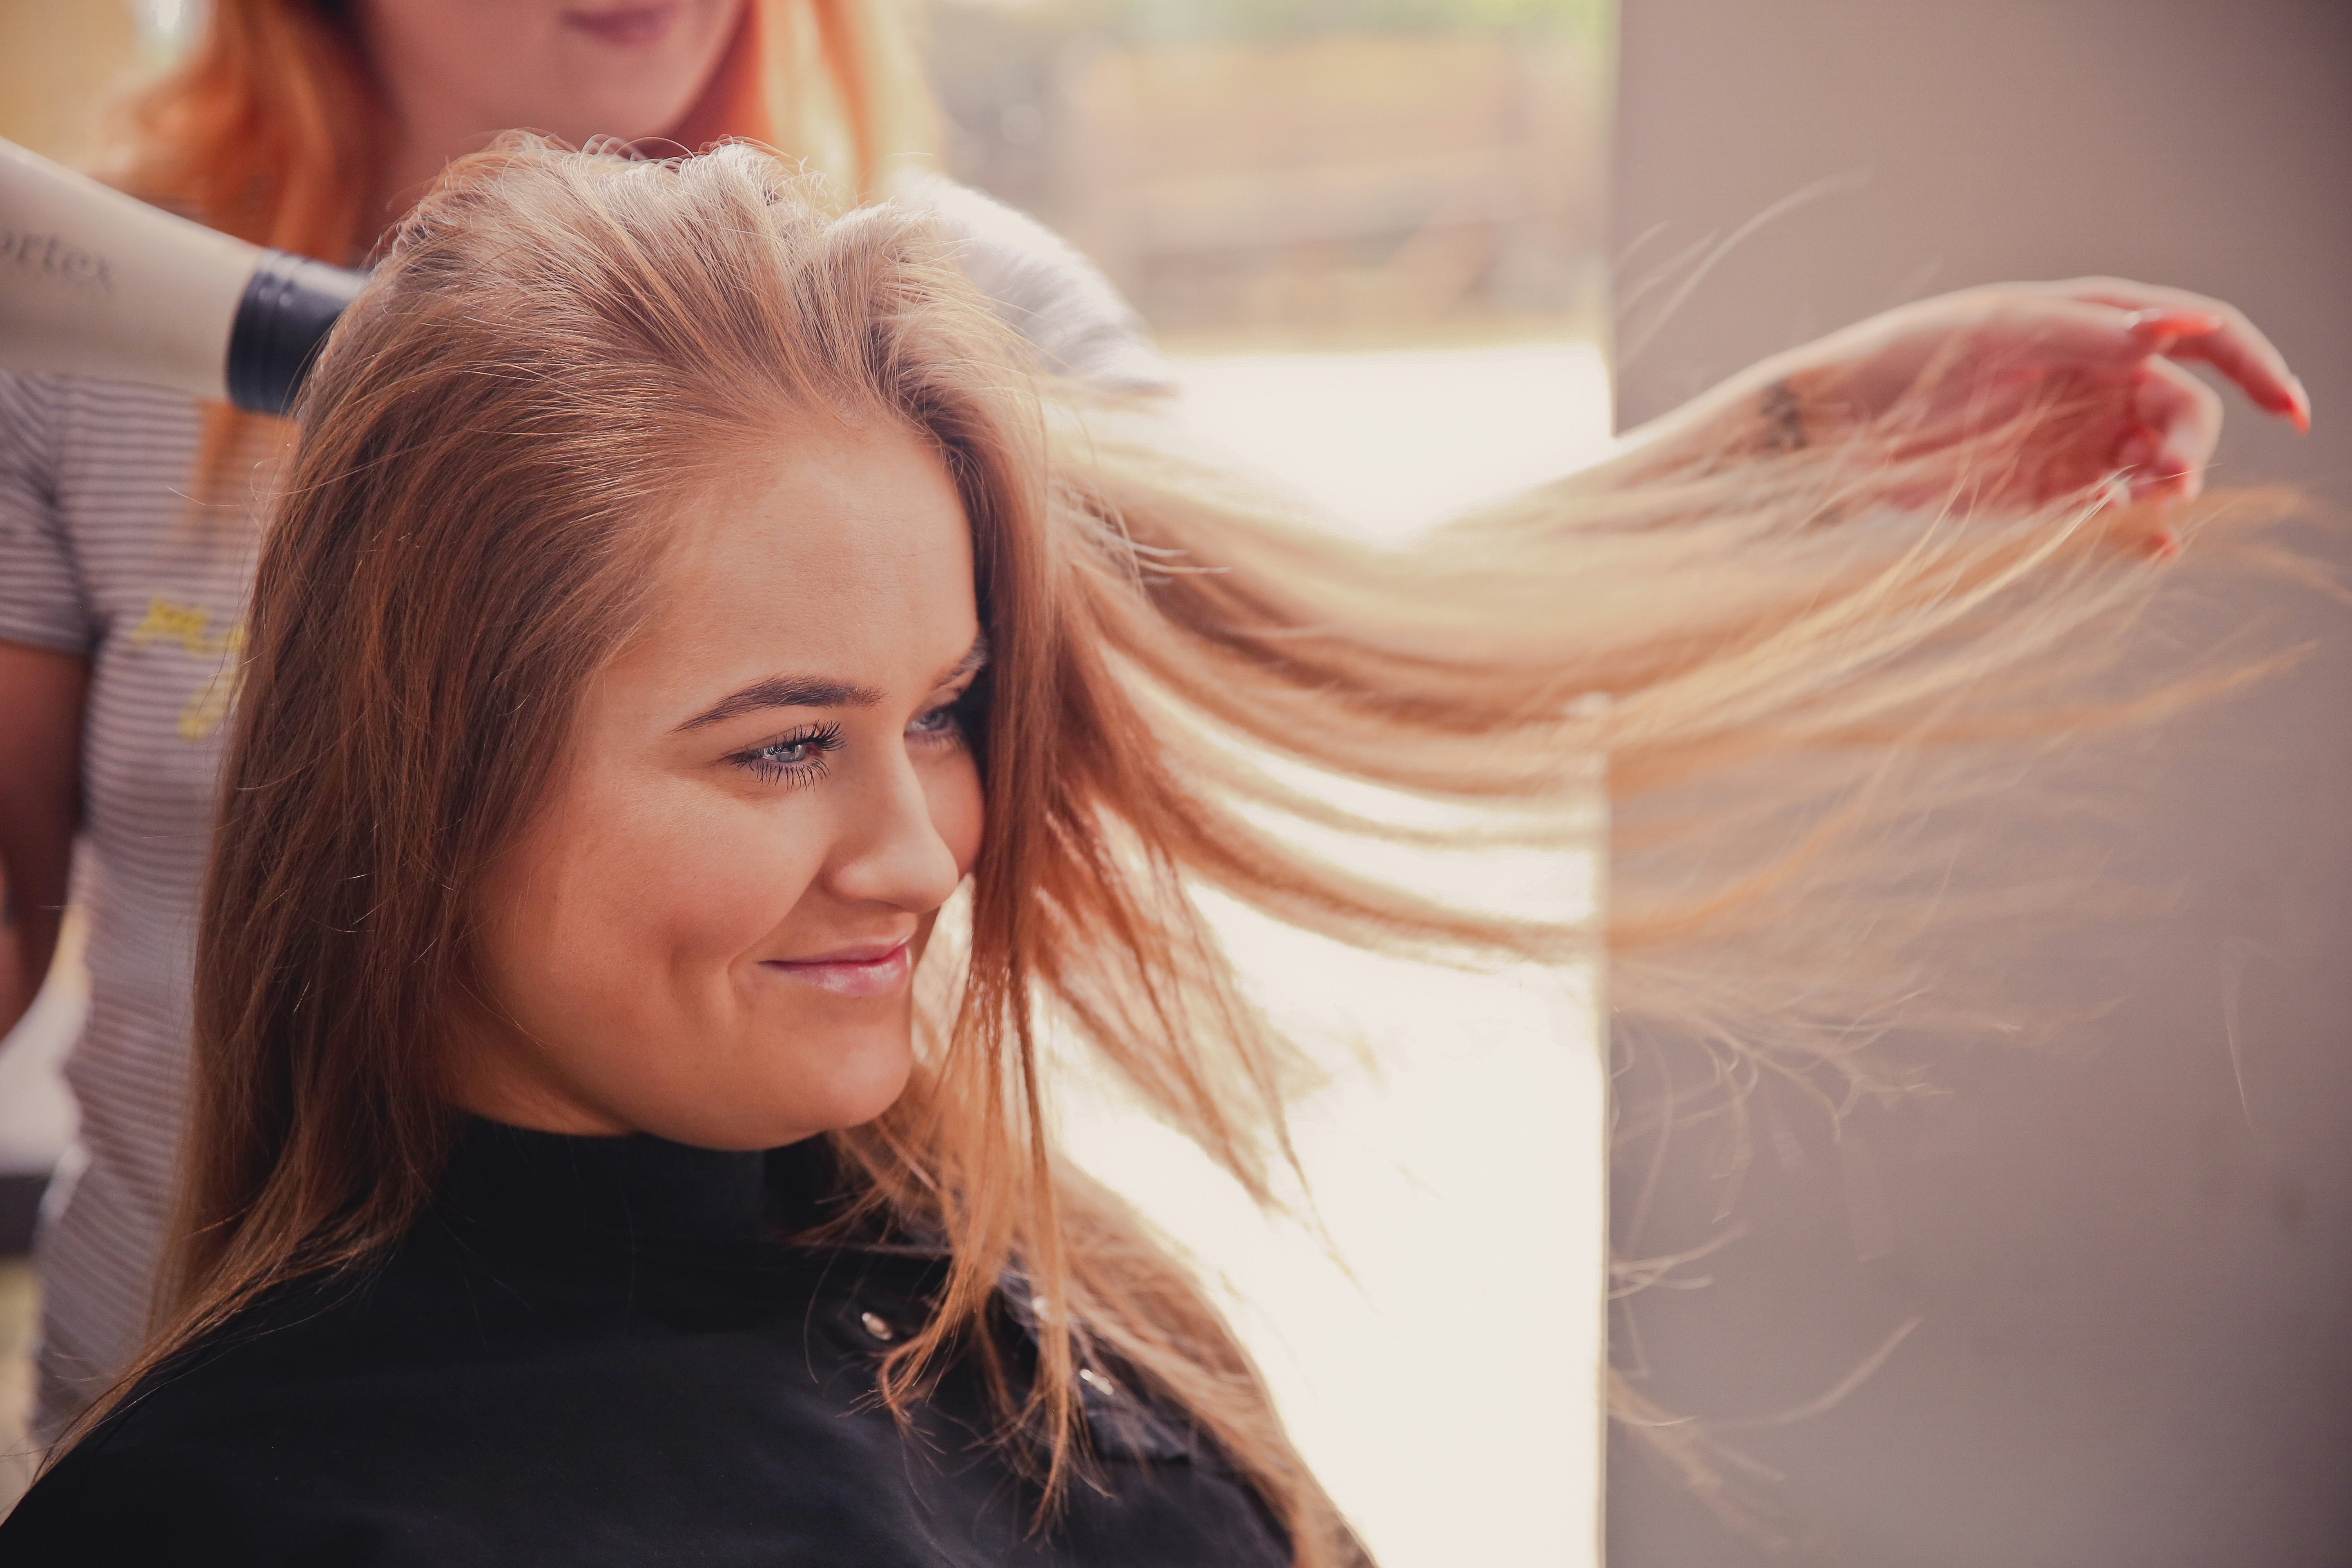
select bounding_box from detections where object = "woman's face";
[451,419,987,1149]
[359,0,743,150]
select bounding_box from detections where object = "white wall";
[1607,3,2352,1564]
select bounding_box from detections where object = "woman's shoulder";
[0,1380,461,1567]
[0,1261,569,1566]
[0,1239,910,1565]
[2,1451,491,1567]
[1,1229,1291,1568]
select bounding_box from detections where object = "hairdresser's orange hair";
[103,0,933,265]
[97,0,933,498]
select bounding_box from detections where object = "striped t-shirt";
[0,375,257,1429]
[0,176,1172,1437]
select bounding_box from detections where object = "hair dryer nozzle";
[228,252,367,417]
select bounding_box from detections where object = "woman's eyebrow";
[676,675,884,732]
[675,637,986,733]
[938,634,990,686]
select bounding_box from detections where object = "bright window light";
[1057,342,1615,1568]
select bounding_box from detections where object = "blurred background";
[5,1,2351,1564]
[923,0,1618,540]
[927,0,1606,346]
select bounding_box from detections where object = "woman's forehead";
[617,425,979,697]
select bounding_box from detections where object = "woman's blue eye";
[725,707,960,785]
[908,704,962,741]
[729,722,843,784]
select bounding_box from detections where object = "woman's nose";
[824,753,966,914]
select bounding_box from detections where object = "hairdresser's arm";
[0,640,84,1033]
[1592,277,2306,507]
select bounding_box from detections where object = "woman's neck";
[366,85,498,245]
[352,8,523,244]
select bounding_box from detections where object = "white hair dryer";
[0,136,363,415]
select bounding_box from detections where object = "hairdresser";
[0,0,2307,1446]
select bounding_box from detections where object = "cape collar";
[437,1117,831,1243]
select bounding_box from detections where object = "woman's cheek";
[664,791,828,953]
[559,778,813,983]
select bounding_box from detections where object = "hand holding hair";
[1637,276,2307,511]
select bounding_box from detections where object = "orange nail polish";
[2133,309,2222,340]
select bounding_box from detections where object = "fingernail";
[2127,446,2196,502]
[2130,308,2223,338]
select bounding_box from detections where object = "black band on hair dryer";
[1,136,363,416]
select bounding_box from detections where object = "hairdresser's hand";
[1753,278,2308,508]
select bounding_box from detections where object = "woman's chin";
[637,1029,915,1151]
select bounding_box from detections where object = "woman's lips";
[758,942,911,999]
[561,3,680,47]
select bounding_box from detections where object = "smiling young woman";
[5,140,1337,1566]
[445,420,991,1148]
[0,136,2312,1566]
[0,0,1169,1447]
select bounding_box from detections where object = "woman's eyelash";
[728,722,844,784]
[725,706,963,785]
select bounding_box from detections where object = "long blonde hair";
[80,140,2300,1564]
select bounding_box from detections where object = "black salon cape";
[0,1122,1293,1567]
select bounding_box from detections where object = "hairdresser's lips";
[561,2,680,47]
[758,939,913,999]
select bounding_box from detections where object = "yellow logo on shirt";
[129,595,246,741]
